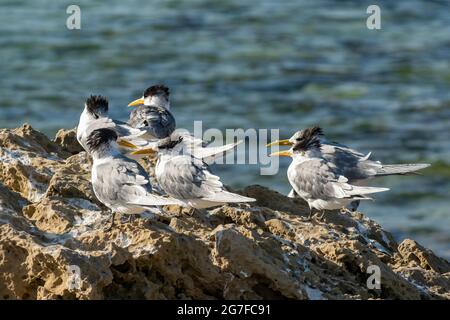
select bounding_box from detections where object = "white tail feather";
[128,194,185,207]
[194,140,243,162]
[203,191,256,203]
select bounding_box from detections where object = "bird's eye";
[93,113,99,119]
[143,120,149,127]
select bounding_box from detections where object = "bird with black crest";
[269,126,391,218]
[267,126,430,212]
[130,134,256,211]
[86,128,184,228]
[127,84,242,163]
[127,85,176,140]
[77,95,147,156]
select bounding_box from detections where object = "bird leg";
[307,208,314,220]
[316,210,326,221]
[119,213,129,224]
[340,207,352,215]
[105,211,116,232]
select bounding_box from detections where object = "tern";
[267,127,430,211]
[269,127,390,215]
[77,95,147,155]
[127,84,242,163]
[86,128,184,226]
[127,85,176,140]
[131,136,256,209]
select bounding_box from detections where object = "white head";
[86,128,136,159]
[83,95,109,121]
[268,126,324,160]
[128,85,171,110]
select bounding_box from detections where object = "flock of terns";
[76,85,430,226]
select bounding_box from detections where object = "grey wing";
[321,141,381,181]
[175,132,206,148]
[78,118,117,151]
[83,118,116,138]
[112,119,148,140]
[323,140,364,157]
[288,159,348,201]
[128,106,176,139]
[157,155,223,200]
[94,157,152,204]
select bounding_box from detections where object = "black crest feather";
[86,128,117,152]
[86,95,108,114]
[293,126,323,152]
[143,85,170,98]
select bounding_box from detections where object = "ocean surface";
[1,0,449,259]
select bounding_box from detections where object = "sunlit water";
[1,0,449,259]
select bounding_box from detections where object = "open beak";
[128,97,144,107]
[117,139,138,149]
[130,147,157,156]
[269,150,293,157]
[266,139,293,147]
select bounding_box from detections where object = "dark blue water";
[1,0,449,258]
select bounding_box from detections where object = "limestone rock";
[54,128,84,155]
[0,126,448,300]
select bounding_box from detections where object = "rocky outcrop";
[0,124,449,300]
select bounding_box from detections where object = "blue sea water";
[0,0,449,258]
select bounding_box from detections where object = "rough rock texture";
[0,124,449,300]
[53,128,84,155]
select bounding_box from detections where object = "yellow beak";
[128,97,144,107]
[266,139,293,147]
[130,147,157,156]
[117,139,138,149]
[269,150,293,157]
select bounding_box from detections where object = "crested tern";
[269,127,390,214]
[77,95,148,155]
[268,127,430,210]
[127,85,176,140]
[127,85,242,162]
[86,128,183,224]
[131,136,256,209]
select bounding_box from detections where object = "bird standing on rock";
[131,135,256,210]
[127,85,177,140]
[77,95,147,155]
[269,127,390,218]
[267,127,430,211]
[86,128,184,228]
[127,84,242,162]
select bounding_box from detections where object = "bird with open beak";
[267,126,430,211]
[129,135,256,210]
[269,126,390,217]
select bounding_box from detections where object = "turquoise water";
[1,0,449,258]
